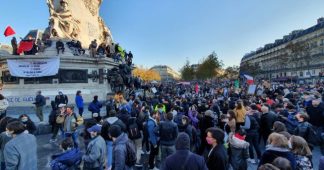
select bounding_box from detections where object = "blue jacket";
[285,112,299,134]
[147,118,158,145]
[75,95,84,109]
[4,133,37,170]
[88,100,102,113]
[50,148,83,170]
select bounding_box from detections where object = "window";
[24,76,56,84]
[313,70,316,75]
[299,71,304,77]
[59,69,88,83]
[1,71,19,84]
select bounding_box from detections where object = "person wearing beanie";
[101,110,127,169]
[164,132,208,170]
[110,125,132,170]
[83,124,106,169]
[205,127,228,170]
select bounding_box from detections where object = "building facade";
[241,18,324,83]
[150,65,181,82]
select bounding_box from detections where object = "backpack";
[125,140,137,167]
[306,123,320,146]
[128,117,142,140]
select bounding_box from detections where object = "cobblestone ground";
[5,106,322,170]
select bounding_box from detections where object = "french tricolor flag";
[244,74,254,85]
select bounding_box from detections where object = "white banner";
[7,58,60,77]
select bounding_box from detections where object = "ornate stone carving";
[46,0,112,47]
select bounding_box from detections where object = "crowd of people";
[0,80,324,170]
[11,36,134,66]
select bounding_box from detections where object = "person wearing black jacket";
[205,127,228,170]
[260,105,278,145]
[19,114,36,135]
[244,109,261,163]
[55,91,68,108]
[306,98,324,154]
[294,112,318,150]
[33,90,46,122]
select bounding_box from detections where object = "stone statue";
[46,0,113,47]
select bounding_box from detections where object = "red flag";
[4,26,16,37]
[17,40,34,54]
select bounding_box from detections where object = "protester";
[50,103,66,142]
[260,105,278,144]
[272,157,292,170]
[164,132,208,170]
[101,110,127,169]
[18,114,36,134]
[56,39,65,55]
[234,100,246,127]
[0,117,13,170]
[228,129,249,170]
[75,90,84,116]
[147,110,159,169]
[205,127,228,170]
[157,112,178,167]
[0,94,9,120]
[56,104,83,147]
[11,37,18,55]
[290,135,313,170]
[50,138,83,170]
[55,91,69,108]
[258,133,296,169]
[4,121,37,170]
[89,39,97,58]
[83,124,107,170]
[33,90,46,122]
[88,95,103,118]
[109,125,134,170]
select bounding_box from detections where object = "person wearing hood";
[280,103,298,134]
[50,138,83,170]
[110,125,132,170]
[188,105,199,129]
[179,116,198,152]
[55,91,68,108]
[272,121,291,140]
[198,110,217,155]
[228,129,249,170]
[164,132,208,170]
[88,95,103,118]
[101,110,126,169]
[83,124,107,170]
[258,133,296,169]
[18,114,36,135]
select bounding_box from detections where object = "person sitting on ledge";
[56,40,65,55]
[97,43,106,57]
[76,41,85,55]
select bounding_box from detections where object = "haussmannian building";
[150,65,181,82]
[241,18,324,83]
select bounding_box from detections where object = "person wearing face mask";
[205,127,228,170]
[50,138,83,170]
[55,91,69,108]
[83,124,106,170]
[18,114,36,135]
[4,121,37,170]
[154,104,166,121]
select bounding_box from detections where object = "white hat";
[93,113,99,118]
[58,104,66,108]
